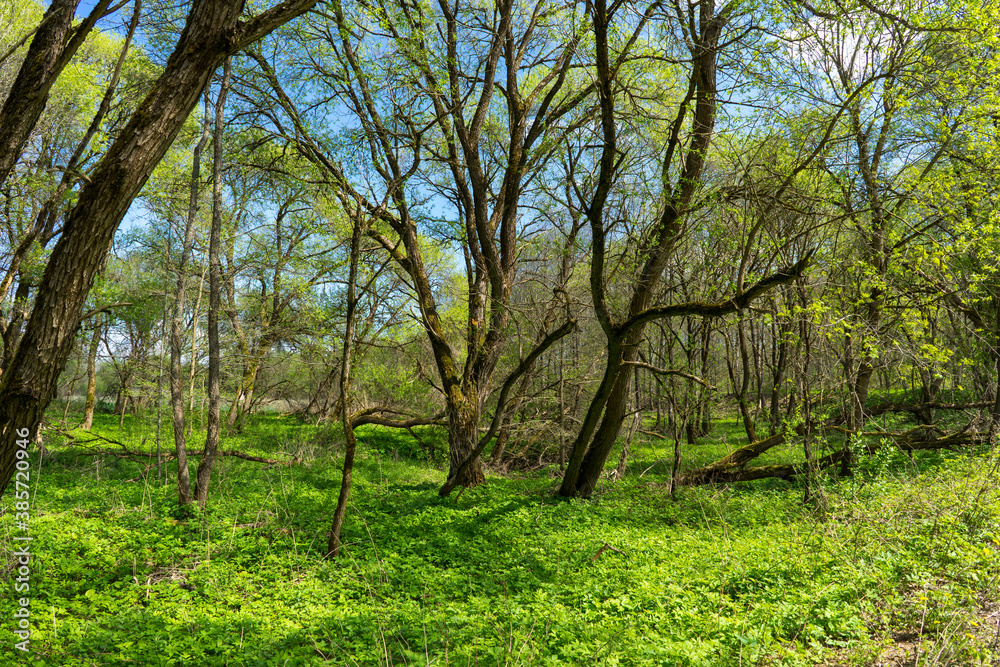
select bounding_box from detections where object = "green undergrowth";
[2,413,999,665]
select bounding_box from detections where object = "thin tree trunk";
[327,210,365,559]
[226,351,268,430]
[798,277,815,504]
[736,316,758,442]
[614,373,642,479]
[769,296,792,435]
[61,375,78,423]
[195,58,231,507]
[82,312,102,430]
[668,408,685,498]
[171,95,211,505]
[991,295,1000,444]
[699,321,711,435]
[188,256,207,428]
[559,336,565,471]
[156,244,169,485]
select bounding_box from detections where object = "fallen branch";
[677,422,988,487]
[825,424,988,451]
[191,449,297,465]
[673,433,783,485]
[351,409,445,429]
[863,400,992,418]
[824,401,993,426]
[56,431,297,466]
[589,542,626,563]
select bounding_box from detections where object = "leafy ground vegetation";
[3,412,1000,666]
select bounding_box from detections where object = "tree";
[557,0,817,498]
[247,0,588,488]
[0,0,319,496]
[0,0,116,188]
[194,56,231,506]
[170,93,211,504]
[776,0,986,473]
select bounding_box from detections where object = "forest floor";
[2,411,1000,666]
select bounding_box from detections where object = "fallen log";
[863,400,992,419]
[673,422,988,488]
[824,424,989,451]
[672,433,785,486]
[823,401,993,427]
[676,449,848,486]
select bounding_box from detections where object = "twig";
[589,542,625,563]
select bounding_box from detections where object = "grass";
[2,411,1000,665]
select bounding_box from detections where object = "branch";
[825,424,988,451]
[234,0,319,51]
[619,250,814,336]
[861,400,992,418]
[351,409,445,429]
[623,361,717,390]
[80,302,132,321]
[57,430,297,466]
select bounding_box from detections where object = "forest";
[2,0,1000,663]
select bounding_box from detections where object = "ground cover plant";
[2,411,999,666]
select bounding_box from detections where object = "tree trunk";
[769,297,792,435]
[1,278,31,373]
[991,295,1000,444]
[81,313,102,430]
[226,351,267,430]
[0,0,319,496]
[0,0,111,188]
[574,336,638,497]
[735,317,758,442]
[195,57,231,507]
[559,0,726,498]
[327,207,365,558]
[171,95,210,505]
[614,374,642,479]
[446,394,486,488]
[114,364,132,417]
[188,256,208,429]
[559,339,623,497]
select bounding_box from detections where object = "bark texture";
[0,0,110,188]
